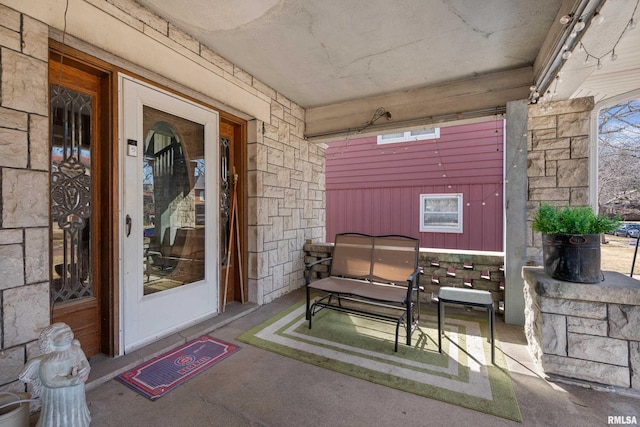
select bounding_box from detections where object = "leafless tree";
[598,100,640,219]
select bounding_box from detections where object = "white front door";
[119,75,219,352]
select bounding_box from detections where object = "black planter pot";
[542,233,602,283]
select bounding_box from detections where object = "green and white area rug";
[237,301,522,422]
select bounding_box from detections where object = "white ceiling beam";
[305,66,532,141]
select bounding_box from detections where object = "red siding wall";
[326,120,504,251]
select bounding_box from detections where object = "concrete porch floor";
[82,288,640,427]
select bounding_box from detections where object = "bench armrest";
[305,256,332,285]
[305,257,332,269]
[404,267,423,302]
[406,267,422,284]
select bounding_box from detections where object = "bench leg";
[405,302,412,347]
[489,304,495,365]
[306,286,311,320]
[438,299,443,354]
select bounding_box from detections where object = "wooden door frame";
[49,41,118,356]
[219,118,247,305]
[49,40,248,356]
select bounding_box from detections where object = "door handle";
[126,214,132,237]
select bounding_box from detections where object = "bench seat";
[310,278,408,304]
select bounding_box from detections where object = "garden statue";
[18,323,91,427]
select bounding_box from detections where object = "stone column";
[527,97,594,262]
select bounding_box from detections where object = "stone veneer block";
[556,159,588,187]
[2,169,49,227]
[271,101,284,120]
[0,106,28,131]
[252,78,277,99]
[529,97,594,117]
[545,159,557,176]
[290,103,304,121]
[528,115,556,130]
[570,188,589,205]
[0,347,24,385]
[0,25,20,52]
[0,48,48,116]
[527,151,545,176]
[168,23,200,53]
[542,313,566,356]
[545,148,571,161]
[541,298,606,319]
[529,176,557,189]
[568,333,628,366]
[0,229,22,245]
[609,305,640,341]
[0,380,26,395]
[0,127,28,168]
[234,65,253,86]
[570,136,590,158]
[110,0,167,33]
[567,316,607,336]
[534,135,570,151]
[29,114,50,171]
[25,227,49,284]
[558,112,590,138]
[0,4,21,31]
[3,282,49,347]
[543,354,630,387]
[0,244,24,290]
[631,342,640,390]
[528,187,571,202]
[531,128,557,142]
[22,16,48,61]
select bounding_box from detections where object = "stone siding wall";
[527,97,594,261]
[304,243,505,308]
[248,115,326,305]
[0,5,50,394]
[523,267,640,390]
[0,0,324,391]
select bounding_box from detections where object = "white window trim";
[377,128,440,145]
[420,193,463,233]
[590,89,640,211]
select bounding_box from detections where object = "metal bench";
[306,233,422,352]
[437,286,495,364]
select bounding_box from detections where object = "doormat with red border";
[116,336,240,400]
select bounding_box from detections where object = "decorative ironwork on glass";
[220,136,231,265]
[50,85,93,304]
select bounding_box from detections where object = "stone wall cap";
[523,266,640,305]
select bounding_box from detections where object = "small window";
[420,194,463,233]
[377,128,440,144]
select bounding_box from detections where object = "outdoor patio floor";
[81,288,640,427]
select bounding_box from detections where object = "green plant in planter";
[532,203,620,235]
[533,204,621,283]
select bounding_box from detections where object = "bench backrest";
[330,233,419,285]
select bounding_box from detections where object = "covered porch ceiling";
[137,0,640,140]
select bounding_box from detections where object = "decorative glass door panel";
[220,136,231,267]
[50,85,93,303]
[142,107,205,295]
[120,75,219,353]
